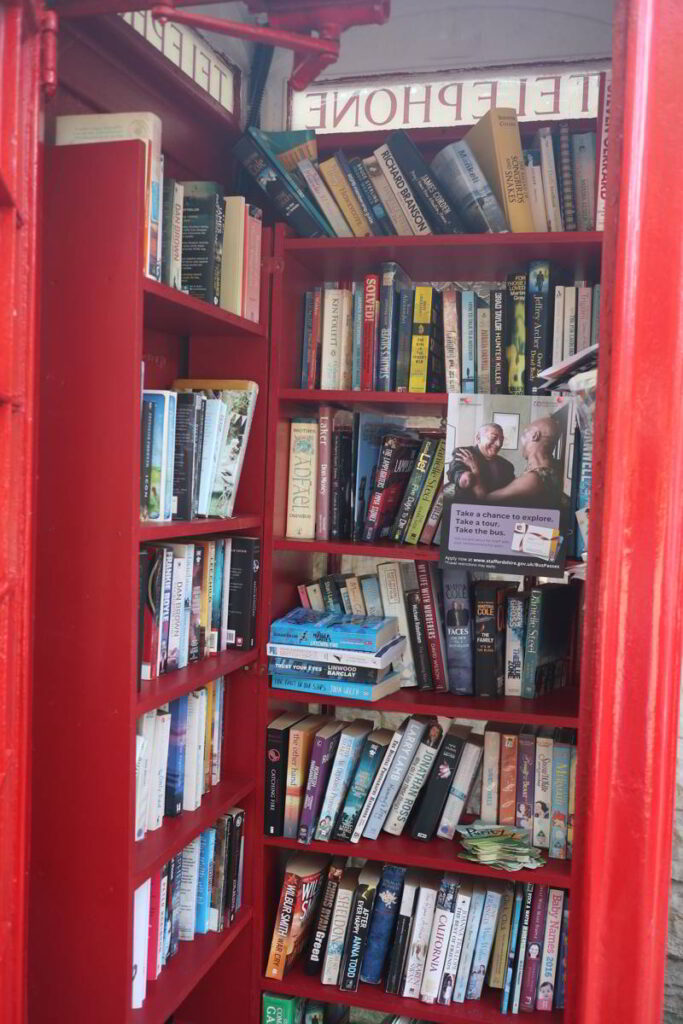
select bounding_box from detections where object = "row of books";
[132,807,246,1009]
[54,113,262,317]
[262,993,348,1024]
[297,264,599,396]
[272,571,579,699]
[265,705,574,858]
[135,679,225,842]
[140,379,258,523]
[235,110,601,240]
[267,854,569,1014]
[139,537,260,684]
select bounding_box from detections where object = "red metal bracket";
[40,10,59,99]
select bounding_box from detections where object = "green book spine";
[390,437,437,542]
[521,588,543,698]
[404,439,445,544]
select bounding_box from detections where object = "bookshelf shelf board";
[262,962,563,1023]
[264,834,571,888]
[283,230,603,281]
[280,389,448,413]
[130,906,253,1024]
[136,649,258,715]
[139,514,262,541]
[267,683,580,727]
[143,278,266,338]
[133,777,254,887]
[272,537,440,561]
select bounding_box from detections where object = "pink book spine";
[243,205,263,322]
[519,884,549,1011]
[297,584,311,608]
[316,406,332,540]
[146,870,161,980]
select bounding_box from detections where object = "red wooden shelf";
[273,537,440,561]
[279,389,449,412]
[136,649,258,715]
[265,833,571,888]
[262,961,563,1023]
[143,278,266,338]
[139,514,262,542]
[130,906,252,1024]
[283,231,603,281]
[134,777,254,887]
[267,683,580,727]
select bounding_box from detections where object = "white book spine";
[320,288,344,389]
[363,155,414,236]
[383,739,441,835]
[147,710,171,831]
[363,718,427,840]
[481,730,501,824]
[562,286,577,359]
[350,727,404,843]
[373,143,432,236]
[206,400,229,516]
[265,638,404,668]
[475,304,490,393]
[136,711,156,840]
[134,733,150,842]
[209,383,258,518]
[314,732,364,840]
[420,884,456,1003]
[538,129,563,231]
[338,288,354,390]
[132,879,151,1009]
[221,539,233,649]
[452,884,486,1003]
[321,885,355,985]
[210,677,222,785]
[244,205,263,321]
[156,547,174,674]
[286,419,318,540]
[437,740,484,840]
[402,885,438,997]
[377,561,417,687]
[536,888,565,1010]
[168,181,184,289]
[183,691,201,811]
[552,286,565,366]
[595,69,611,231]
[533,735,554,848]
[178,836,201,940]
[198,399,223,515]
[167,556,185,672]
[465,888,503,1000]
[438,886,472,1005]
[152,870,169,979]
[576,285,593,351]
[195,688,207,805]
[298,158,353,238]
[526,163,548,232]
[306,582,325,612]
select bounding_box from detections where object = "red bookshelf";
[138,513,262,541]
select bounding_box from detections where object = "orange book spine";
[499,732,519,825]
[266,872,298,979]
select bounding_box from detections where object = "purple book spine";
[516,732,536,833]
[519,885,549,1011]
[297,730,341,844]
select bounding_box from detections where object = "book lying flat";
[266,634,406,668]
[270,672,401,703]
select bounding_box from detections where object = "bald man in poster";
[446,422,515,496]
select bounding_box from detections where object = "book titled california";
[266,853,328,980]
[269,609,399,652]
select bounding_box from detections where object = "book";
[442,286,462,393]
[243,204,262,322]
[195,827,216,934]
[298,158,353,238]
[527,260,555,386]
[266,853,328,979]
[321,867,360,985]
[286,419,318,539]
[463,109,534,232]
[549,741,571,859]
[516,728,536,832]
[283,715,328,839]
[476,291,491,393]
[473,581,507,698]
[144,390,176,522]
[339,862,381,990]
[431,139,507,233]
[261,993,306,1024]
[595,69,611,231]
[320,287,346,389]
[178,835,201,940]
[266,634,405,669]
[405,589,432,690]
[297,720,345,845]
[408,288,443,394]
[373,142,433,236]
[164,695,188,818]
[362,154,414,236]
[383,719,443,835]
[314,719,374,840]
[363,434,420,542]
[536,128,563,231]
[361,274,380,390]
[363,716,430,839]
[511,883,535,1013]
[385,869,419,994]
[460,290,477,393]
[452,882,486,1002]
[132,879,151,1008]
[465,884,504,1000]
[437,732,484,840]
[337,150,383,236]
[334,728,393,840]
[392,437,439,540]
[405,440,445,544]
[376,562,417,688]
[319,157,371,237]
[401,873,439,997]
[411,724,470,841]
[308,287,323,388]
[491,288,507,394]
[571,132,596,233]
[350,722,406,843]
[384,130,464,234]
[270,609,398,653]
[416,562,448,691]
[377,262,412,390]
[505,591,527,697]
[576,284,593,352]
[351,284,363,390]
[353,411,409,536]
[438,880,472,1005]
[420,874,459,1003]
[567,746,578,858]
[264,711,307,837]
[481,727,501,824]
[360,863,407,985]
[350,156,395,236]
[521,585,577,697]
[146,708,171,831]
[501,884,525,1011]
[554,894,570,1009]
[304,857,346,974]
[499,730,519,826]
[533,730,554,848]
[316,406,333,540]
[489,882,516,989]
[227,536,260,649]
[161,178,183,289]
[523,148,549,232]
[519,884,550,1011]
[441,568,473,695]
[220,195,247,316]
[181,181,224,304]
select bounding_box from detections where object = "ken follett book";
[440,394,576,577]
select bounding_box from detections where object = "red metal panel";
[568,1,683,1022]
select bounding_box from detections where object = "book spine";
[431,139,507,233]
[315,732,366,840]
[506,273,527,394]
[411,730,467,841]
[408,286,433,393]
[460,291,476,393]
[385,882,417,994]
[334,736,386,841]
[385,131,463,234]
[140,400,155,520]
[519,885,550,1010]
[336,150,383,236]
[227,808,244,922]
[595,70,611,231]
[554,896,571,1008]
[405,440,445,545]
[191,399,205,519]
[391,439,435,541]
[505,593,526,696]
[377,265,405,390]
[234,135,324,238]
[266,872,299,979]
[452,885,485,1002]
[533,735,554,848]
[350,156,394,235]
[438,886,472,1004]
[501,886,524,1010]
[384,726,442,835]
[374,143,432,236]
[473,584,499,698]
[481,729,501,823]
[567,746,577,858]
[338,288,354,390]
[320,288,344,390]
[264,725,289,836]
[321,883,355,985]
[360,274,380,391]
[490,288,506,393]
[442,286,461,393]
[420,877,457,1003]
[270,677,382,706]
[572,133,596,231]
[351,285,363,390]
[576,285,593,351]
[298,731,339,844]
[591,283,601,347]
[538,129,563,231]
[244,204,262,321]
[401,886,438,997]
[181,185,223,303]
[315,406,332,540]
[363,718,427,839]
[516,732,536,832]
[499,732,518,826]
[521,588,542,698]
[350,727,404,842]
[394,285,415,392]
[489,883,515,990]
[172,396,197,522]
[527,260,552,386]
[558,122,577,230]
[562,286,577,359]
[286,419,318,540]
[475,292,491,393]
[308,286,323,389]
[441,568,473,695]
[300,291,313,388]
[339,877,378,991]
[360,864,407,984]
[305,861,344,974]
[157,547,174,674]
[363,154,413,235]
[511,883,534,1013]
[437,738,484,839]
[178,835,200,940]
[405,590,433,690]
[465,889,503,1000]
[161,179,183,289]
[298,158,353,238]
[549,743,571,858]
[415,561,447,690]
[552,285,565,365]
[525,158,549,232]
[319,157,370,237]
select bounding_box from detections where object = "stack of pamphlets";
[454,823,546,872]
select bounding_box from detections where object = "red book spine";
[416,561,448,691]
[361,274,379,390]
[147,870,161,980]
[297,584,311,608]
[520,884,549,1010]
[316,406,332,540]
[308,287,322,389]
[243,205,262,323]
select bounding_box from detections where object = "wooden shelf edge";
[133,777,254,887]
[136,649,259,715]
[139,514,262,541]
[142,278,267,338]
[284,230,603,252]
[130,906,253,1024]
[273,537,440,561]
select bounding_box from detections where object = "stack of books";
[235,111,599,240]
[264,705,576,859]
[139,536,259,684]
[275,568,581,700]
[55,112,263,318]
[266,855,570,1012]
[135,678,225,841]
[132,807,246,1009]
[140,378,259,523]
[296,261,599,396]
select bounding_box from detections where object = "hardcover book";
[463,108,534,232]
[360,863,407,985]
[384,869,419,994]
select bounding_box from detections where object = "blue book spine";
[360,575,384,616]
[211,539,224,642]
[363,718,427,839]
[466,888,502,1000]
[394,285,415,392]
[442,568,474,695]
[549,743,571,858]
[271,674,388,702]
[248,127,335,237]
[461,291,477,392]
[360,864,407,984]
[164,694,188,817]
[349,157,394,235]
[164,393,176,521]
[501,885,524,1013]
[335,736,387,839]
[351,284,363,390]
[300,291,313,388]
[576,424,592,558]
[377,262,411,392]
[591,283,601,346]
[195,827,216,934]
[554,897,570,1009]
[336,150,382,236]
[315,730,369,840]
[270,610,394,652]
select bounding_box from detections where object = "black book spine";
[181,184,224,304]
[226,537,259,648]
[228,808,244,922]
[305,868,342,974]
[320,575,344,612]
[385,130,464,234]
[140,399,155,519]
[221,812,234,921]
[491,289,507,394]
[339,881,377,991]
[406,590,433,690]
[169,850,184,959]
[410,732,467,840]
[474,582,499,697]
[264,728,288,836]
[526,263,554,392]
[350,157,395,236]
[233,135,324,238]
[137,551,149,692]
[391,438,437,541]
[335,150,383,236]
[172,394,197,521]
[246,538,260,648]
[425,291,446,391]
[384,911,412,994]
[330,427,344,540]
[341,426,354,540]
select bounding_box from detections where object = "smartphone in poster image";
[440,394,576,577]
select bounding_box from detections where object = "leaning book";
[440,393,576,576]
